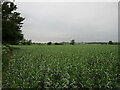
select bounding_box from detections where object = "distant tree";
[47,42,52,45]
[20,39,32,45]
[54,42,59,45]
[54,42,63,45]
[20,39,26,45]
[108,41,113,45]
[70,40,75,45]
[2,1,25,44]
[27,40,32,45]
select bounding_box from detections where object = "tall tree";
[2,1,24,44]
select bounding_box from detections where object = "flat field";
[3,44,119,88]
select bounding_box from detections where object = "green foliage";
[47,42,52,45]
[108,41,113,45]
[54,42,63,45]
[2,1,24,44]
[70,40,75,45]
[19,39,32,45]
[27,40,32,45]
[2,45,119,89]
[2,45,12,70]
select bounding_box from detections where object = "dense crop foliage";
[2,45,119,89]
[2,45,12,70]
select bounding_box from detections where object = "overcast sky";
[16,2,118,43]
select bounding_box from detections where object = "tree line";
[47,40,75,45]
[46,40,118,45]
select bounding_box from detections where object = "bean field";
[3,44,119,89]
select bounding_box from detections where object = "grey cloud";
[16,2,118,42]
